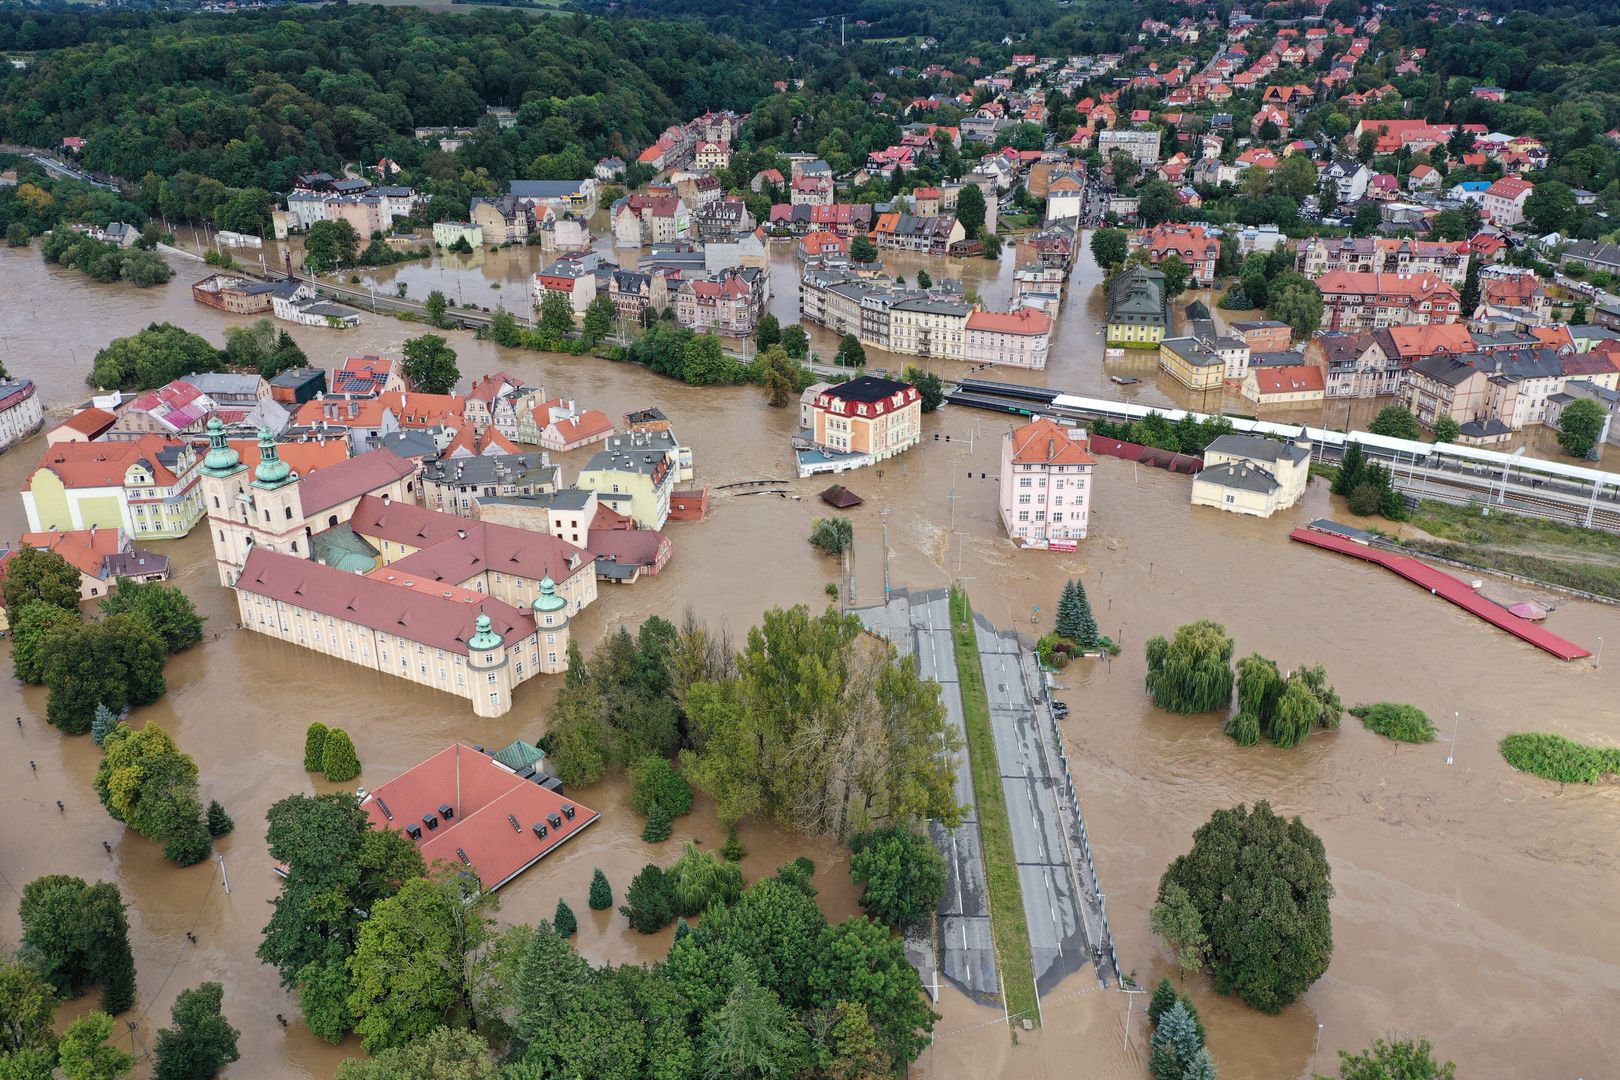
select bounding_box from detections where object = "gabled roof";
[29,435,186,490]
[297,448,415,514]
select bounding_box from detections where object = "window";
[486,673,497,684]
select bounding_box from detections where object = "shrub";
[303,723,330,771]
[1347,483,1382,516]
[809,517,854,556]
[1350,703,1437,743]
[321,728,361,782]
[1498,732,1620,784]
[620,864,676,933]
[164,819,214,867]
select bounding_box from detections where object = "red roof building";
[361,743,598,891]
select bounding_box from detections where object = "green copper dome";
[202,417,243,476]
[468,612,504,651]
[253,428,292,487]
[532,576,567,614]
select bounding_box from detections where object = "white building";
[998,417,1096,550]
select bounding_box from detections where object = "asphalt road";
[974,617,1091,996]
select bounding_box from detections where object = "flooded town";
[3,2,1620,1079]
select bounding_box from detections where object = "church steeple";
[202,417,244,477]
[253,428,293,488]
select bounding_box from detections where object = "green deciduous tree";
[539,292,575,338]
[322,728,362,782]
[1159,801,1333,1013]
[89,323,222,392]
[1145,621,1234,714]
[754,312,781,351]
[667,841,745,917]
[781,325,809,359]
[954,183,986,239]
[583,295,618,346]
[304,219,360,275]
[756,344,802,408]
[100,580,204,653]
[1369,406,1422,441]
[1266,273,1324,340]
[1091,227,1129,271]
[43,615,167,734]
[1316,1036,1455,1080]
[1557,398,1607,459]
[95,721,210,864]
[1158,254,1191,299]
[630,756,694,821]
[0,959,59,1058]
[424,290,451,329]
[56,1012,133,1080]
[849,826,946,930]
[809,517,854,556]
[336,1027,497,1080]
[621,863,677,933]
[1,547,80,613]
[303,723,330,771]
[1431,415,1460,443]
[153,982,241,1080]
[1149,881,1209,980]
[18,875,136,1015]
[10,601,80,685]
[401,334,460,395]
[902,365,945,412]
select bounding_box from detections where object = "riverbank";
[1395,500,1620,601]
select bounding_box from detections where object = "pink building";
[998,417,1096,551]
[964,308,1054,370]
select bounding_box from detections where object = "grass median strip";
[949,586,1039,1029]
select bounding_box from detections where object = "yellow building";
[888,299,969,360]
[1190,432,1313,518]
[1157,337,1227,391]
[1105,264,1168,348]
[22,434,203,539]
[576,435,678,530]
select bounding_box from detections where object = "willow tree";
[1144,621,1234,714]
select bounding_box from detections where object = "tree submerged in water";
[1145,621,1234,714]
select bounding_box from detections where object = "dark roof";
[819,484,864,508]
[1205,433,1310,465]
[1197,460,1280,493]
[822,375,914,404]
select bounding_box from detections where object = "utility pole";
[880,508,891,599]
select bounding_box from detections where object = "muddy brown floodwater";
[1,242,1617,1079]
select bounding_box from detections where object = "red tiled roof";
[351,495,592,587]
[547,410,614,445]
[297,448,416,514]
[1249,365,1325,395]
[55,408,117,437]
[361,743,598,891]
[19,528,123,578]
[28,435,184,490]
[236,547,536,656]
[226,437,350,476]
[967,308,1052,335]
[1009,417,1095,466]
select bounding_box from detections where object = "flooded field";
[1,242,1617,1078]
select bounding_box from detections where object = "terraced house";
[674,267,767,335]
[1315,271,1462,332]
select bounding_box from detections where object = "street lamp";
[1446,711,1460,766]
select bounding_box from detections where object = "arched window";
[285,506,293,520]
[291,541,299,554]
[213,495,220,508]
[328,514,339,528]
[263,508,270,522]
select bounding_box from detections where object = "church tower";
[200,420,309,585]
[531,576,571,674]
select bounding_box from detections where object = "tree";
[1557,398,1607,458]
[781,324,809,359]
[1332,442,1365,496]
[1151,1000,1203,1077]
[1091,228,1129,271]
[5,222,30,247]
[621,864,676,934]
[100,580,204,653]
[401,334,459,395]
[1158,801,1333,1013]
[304,219,360,274]
[539,294,574,339]
[206,800,234,838]
[809,517,854,556]
[0,959,59,1058]
[346,873,493,1052]
[10,601,80,685]
[667,842,745,917]
[336,1028,497,1080]
[1523,181,1576,235]
[629,756,694,821]
[916,270,932,289]
[43,615,167,734]
[216,188,273,236]
[836,333,867,367]
[682,334,739,386]
[1055,579,1100,648]
[1431,415,1460,443]
[955,182,986,238]
[554,898,578,937]
[95,721,210,863]
[697,958,808,1080]
[89,323,222,392]
[642,805,674,842]
[589,869,613,910]
[849,235,878,264]
[849,827,945,930]
[1158,254,1191,299]
[1,546,80,613]
[322,728,361,782]
[153,982,240,1080]
[1149,881,1209,979]
[1316,1037,1455,1080]
[902,366,944,412]
[1459,258,1480,316]
[19,875,136,1014]
[1267,273,1324,340]
[1145,621,1234,714]
[583,295,618,346]
[303,723,330,771]
[756,344,801,408]
[423,290,451,329]
[1356,128,1380,162]
[755,312,781,351]
[56,1012,133,1080]
[1368,405,1422,441]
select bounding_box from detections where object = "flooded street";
[1,242,1618,1078]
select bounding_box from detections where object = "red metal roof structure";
[1290,528,1591,660]
[362,743,598,891]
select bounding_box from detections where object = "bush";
[205,799,235,837]
[722,825,746,863]
[1347,483,1382,516]
[620,863,676,933]
[629,756,694,821]
[321,728,361,783]
[303,723,329,771]
[1350,703,1437,743]
[1498,732,1620,784]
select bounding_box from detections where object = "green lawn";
[949,587,1039,1030]
[1398,500,1620,601]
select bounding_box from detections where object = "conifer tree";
[92,703,115,747]
[1055,581,1081,639]
[303,722,329,772]
[1332,442,1365,497]
[206,799,234,838]
[674,917,692,943]
[1066,579,1101,649]
[588,868,613,910]
[642,804,673,843]
[1182,1047,1218,1080]
[553,897,577,937]
[321,728,361,783]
